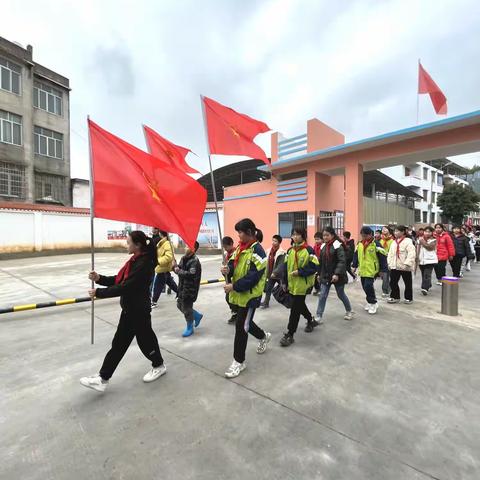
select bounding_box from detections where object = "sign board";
[307,215,315,227]
[197,212,220,247]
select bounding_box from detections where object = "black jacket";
[452,234,469,257]
[95,254,154,313]
[318,240,348,285]
[177,254,202,302]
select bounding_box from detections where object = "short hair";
[292,226,307,241]
[424,226,434,233]
[360,226,374,236]
[222,236,234,246]
[343,231,351,239]
[383,226,394,235]
[159,230,168,237]
[314,231,322,238]
[434,223,445,231]
[375,229,382,234]
[395,225,407,234]
[272,234,283,243]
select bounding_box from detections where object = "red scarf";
[234,241,255,268]
[313,242,322,259]
[324,240,335,261]
[268,245,279,272]
[395,237,405,258]
[361,239,373,257]
[293,242,307,269]
[115,253,144,284]
[381,235,391,250]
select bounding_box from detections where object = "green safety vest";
[355,241,386,278]
[286,245,319,295]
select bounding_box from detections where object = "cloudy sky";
[3,0,480,177]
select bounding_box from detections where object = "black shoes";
[304,322,314,333]
[280,333,295,347]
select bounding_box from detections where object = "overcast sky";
[3,0,480,177]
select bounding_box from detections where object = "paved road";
[1,253,479,479]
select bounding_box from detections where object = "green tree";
[437,184,480,224]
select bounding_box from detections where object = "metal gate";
[318,211,344,235]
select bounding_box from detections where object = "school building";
[222,110,480,249]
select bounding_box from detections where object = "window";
[423,167,428,180]
[0,57,21,95]
[431,192,436,203]
[0,162,25,198]
[422,189,428,201]
[0,110,22,145]
[414,209,421,222]
[422,211,427,223]
[404,167,411,176]
[34,126,63,159]
[431,172,436,184]
[278,170,307,182]
[437,174,443,186]
[430,212,435,224]
[278,211,307,238]
[35,173,65,203]
[33,80,62,115]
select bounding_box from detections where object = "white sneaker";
[256,332,271,354]
[368,303,378,315]
[344,311,354,321]
[381,293,389,298]
[364,303,371,311]
[225,360,246,378]
[314,315,324,325]
[143,364,167,383]
[436,281,442,286]
[80,374,108,393]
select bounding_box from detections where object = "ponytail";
[129,230,157,265]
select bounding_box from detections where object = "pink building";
[223,111,480,250]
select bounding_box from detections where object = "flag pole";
[200,95,225,261]
[416,58,420,125]
[87,116,95,345]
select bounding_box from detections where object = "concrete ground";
[1,253,479,480]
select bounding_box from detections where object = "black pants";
[450,255,464,277]
[434,260,447,281]
[389,269,413,301]
[361,277,376,304]
[475,248,480,262]
[346,259,356,280]
[233,306,265,363]
[263,277,278,304]
[419,264,435,291]
[165,272,178,293]
[100,310,163,380]
[288,294,313,335]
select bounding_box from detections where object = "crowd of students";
[80,220,480,392]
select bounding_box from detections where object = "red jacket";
[434,232,455,261]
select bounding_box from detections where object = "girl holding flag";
[222,219,271,379]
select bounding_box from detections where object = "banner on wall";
[197,212,220,247]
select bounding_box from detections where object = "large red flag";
[143,125,200,175]
[202,96,271,165]
[418,62,447,115]
[88,119,206,248]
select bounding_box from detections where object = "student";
[279,226,319,347]
[151,230,175,307]
[352,226,387,315]
[433,223,455,285]
[315,226,354,323]
[416,226,437,295]
[343,231,357,282]
[374,230,382,242]
[387,225,416,304]
[174,241,203,337]
[222,236,237,324]
[450,226,470,277]
[312,231,323,295]
[221,219,271,378]
[380,226,394,297]
[463,227,475,272]
[474,230,480,262]
[261,235,285,308]
[80,231,165,393]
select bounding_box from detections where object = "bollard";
[441,276,459,316]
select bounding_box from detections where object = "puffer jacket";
[318,240,348,285]
[155,237,174,274]
[177,254,202,302]
[434,232,455,261]
[387,237,416,271]
[452,234,470,258]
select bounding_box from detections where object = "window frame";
[33,80,63,116]
[0,162,25,198]
[33,126,63,159]
[0,57,22,95]
[0,110,22,146]
[278,211,307,238]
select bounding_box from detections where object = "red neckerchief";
[361,239,373,257]
[314,242,322,258]
[225,249,235,262]
[381,235,391,249]
[324,240,335,261]
[293,242,307,269]
[268,245,279,272]
[233,241,255,268]
[115,253,144,284]
[395,236,405,258]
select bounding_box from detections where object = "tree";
[437,184,480,224]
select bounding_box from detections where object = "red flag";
[143,125,200,175]
[418,62,447,115]
[88,119,206,248]
[202,96,271,165]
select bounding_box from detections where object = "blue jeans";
[316,283,352,318]
[151,273,167,303]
